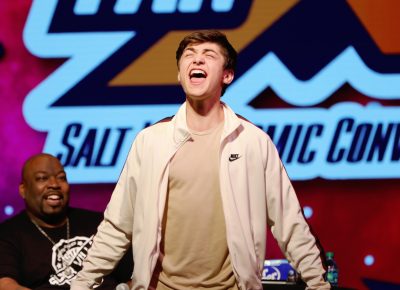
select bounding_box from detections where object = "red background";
[1,1,399,290]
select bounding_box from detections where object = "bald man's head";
[19,153,70,226]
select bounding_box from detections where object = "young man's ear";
[223,70,234,85]
[19,183,26,199]
[177,73,181,83]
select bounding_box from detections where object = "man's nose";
[193,54,205,64]
[48,176,61,188]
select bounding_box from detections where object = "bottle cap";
[326,252,334,259]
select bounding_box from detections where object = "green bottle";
[326,251,339,286]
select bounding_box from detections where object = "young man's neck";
[186,97,224,132]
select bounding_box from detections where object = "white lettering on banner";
[48,102,400,182]
[240,102,400,180]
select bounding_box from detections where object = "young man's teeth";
[191,70,205,78]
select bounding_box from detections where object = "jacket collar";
[172,101,242,146]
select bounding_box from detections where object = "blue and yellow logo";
[23,0,400,183]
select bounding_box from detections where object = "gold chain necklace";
[30,217,73,276]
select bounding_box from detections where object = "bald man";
[0,153,132,290]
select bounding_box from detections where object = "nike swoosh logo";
[229,154,241,162]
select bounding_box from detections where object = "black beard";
[40,207,69,226]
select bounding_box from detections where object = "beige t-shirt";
[152,122,238,290]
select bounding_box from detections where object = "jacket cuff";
[305,276,331,290]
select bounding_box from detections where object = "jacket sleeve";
[71,133,143,290]
[264,137,330,290]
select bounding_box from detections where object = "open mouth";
[189,69,207,79]
[44,194,63,206]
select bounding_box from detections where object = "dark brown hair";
[176,30,237,72]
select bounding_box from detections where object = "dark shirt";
[0,208,133,289]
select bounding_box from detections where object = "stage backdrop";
[1,1,400,289]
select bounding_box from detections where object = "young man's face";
[177,42,234,102]
[19,155,70,223]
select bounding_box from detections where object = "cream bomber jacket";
[71,102,330,290]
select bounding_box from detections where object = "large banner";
[2,1,400,290]
[22,0,400,183]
